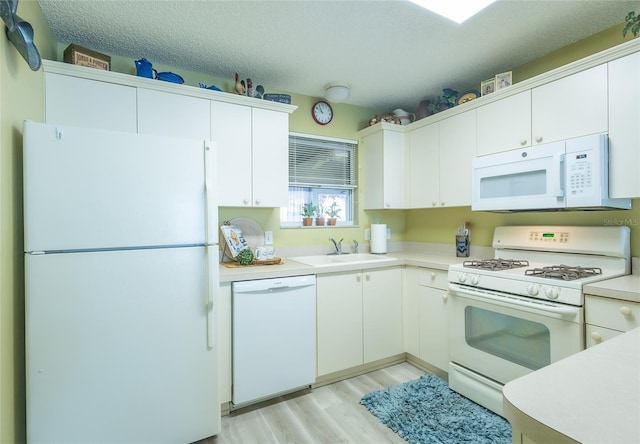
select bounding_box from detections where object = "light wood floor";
[199,362,427,444]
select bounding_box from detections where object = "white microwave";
[471,134,631,212]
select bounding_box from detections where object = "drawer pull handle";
[591,331,602,342]
[442,293,448,301]
[619,306,632,316]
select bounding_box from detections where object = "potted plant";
[315,204,326,226]
[623,11,640,38]
[301,202,316,226]
[325,202,341,226]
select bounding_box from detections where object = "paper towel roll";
[370,224,387,254]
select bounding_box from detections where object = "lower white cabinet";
[403,267,449,372]
[317,267,402,377]
[585,295,639,348]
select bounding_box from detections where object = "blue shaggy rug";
[360,374,511,444]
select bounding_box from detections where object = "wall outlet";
[364,229,371,240]
[264,231,273,245]
[387,228,391,239]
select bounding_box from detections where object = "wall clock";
[312,100,333,125]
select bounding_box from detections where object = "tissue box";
[64,44,111,71]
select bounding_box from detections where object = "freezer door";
[25,247,220,443]
[23,121,209,252]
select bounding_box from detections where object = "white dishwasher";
[232,275,316,408]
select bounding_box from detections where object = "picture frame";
[495,71,513,91]
[481,78,495,96]
[220,225,249,258]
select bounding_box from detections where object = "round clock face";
[312,101,333,125]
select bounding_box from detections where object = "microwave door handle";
[553,153,565,197]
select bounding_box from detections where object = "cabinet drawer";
[585,323,623,348]
[585,295,640,332]
[417,268,448,290]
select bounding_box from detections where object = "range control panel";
[528,230,569,243]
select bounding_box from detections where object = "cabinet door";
[477,90,532,155]
[316,272,363,376]
[532,64,608,145]
[362,129,405,209]
[211,101,252,207]
[418,284,449,371]
[45,73,137,132]
[251,108,289,207]
[608,52,640,198]
[363,267,403,363]
[402,267,420,357]
[438,110,476,207]
[407,123,439,208]
[137,89,210,139]
[585,323,623,348]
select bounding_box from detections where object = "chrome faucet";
[329,237,343,254]
[353,240,359,253]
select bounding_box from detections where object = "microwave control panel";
[565,134,606,198]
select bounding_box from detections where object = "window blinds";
[288,133,356,189]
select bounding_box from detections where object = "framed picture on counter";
[220,225,249,258]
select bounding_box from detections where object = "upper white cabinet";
[608,52,640,199]
[251,108,290,208]
[137,89,210,139]
[42,61,296,208]
[211,101,253,206]
[531,64,608,145]
[406,122,439,209]
[476,90,532,155]
[212,103,289,208]
[438,109,476,207]
[45,73,137,132]
[360,124,405,209]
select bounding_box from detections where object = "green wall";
[1,1,56,442]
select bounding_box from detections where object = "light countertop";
[584,274,640,303]
[503,327,640,444]
[218,250,474,284]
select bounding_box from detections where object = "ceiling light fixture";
[408,0,496,24]
[324,83,350,103]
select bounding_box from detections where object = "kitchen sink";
[288,253,396,267]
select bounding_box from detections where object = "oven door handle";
[449,283,581,318]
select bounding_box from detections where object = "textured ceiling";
[38,0,640,112]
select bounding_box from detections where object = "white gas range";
[447,225,631,417]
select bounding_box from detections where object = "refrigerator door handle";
[205,245,216,349]
[203,141,217,246]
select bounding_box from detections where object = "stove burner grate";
[463,258,530,270]
[525,265,603,281]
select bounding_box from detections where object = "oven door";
[448,282,584,385]
[471,141,566,211]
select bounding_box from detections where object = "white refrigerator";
[23,121,220,443]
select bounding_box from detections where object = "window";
[281,133,357,227]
